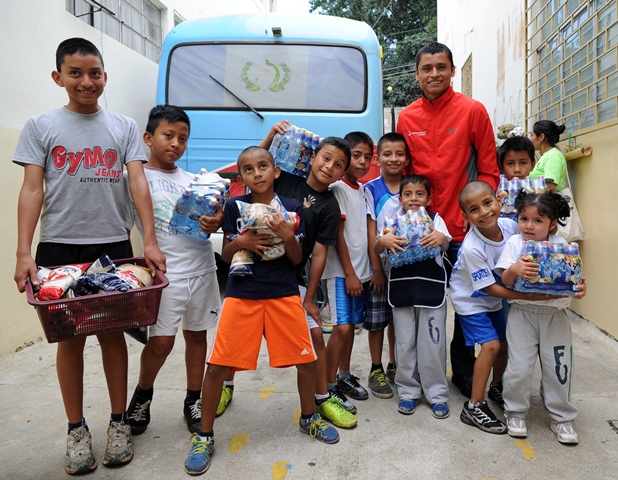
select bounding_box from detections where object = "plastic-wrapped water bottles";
[514,240,582,295]
[384,207,441,267]
[269,125,321,178]
[170,187,193,229]
[186,195,218,240]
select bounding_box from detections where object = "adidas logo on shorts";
[300,348,310,355]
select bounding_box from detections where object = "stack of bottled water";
[497,174,547,220]
[513,240,582,296]
[170,169,230,240]
[269,125,321,178]
[384,207,442,267]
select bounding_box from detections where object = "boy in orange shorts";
[184,146,338,476]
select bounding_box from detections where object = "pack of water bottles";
[497,175,547,221]
[170,169,231,240]
[269,125,321,178]
[383,207,442,268]
[513,240,582,296]
[229,196,301,276]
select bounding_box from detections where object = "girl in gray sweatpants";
[495,190,587,444]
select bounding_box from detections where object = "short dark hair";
[377,132,408,156]
[146,105,191,135]
[498,136,535,167]
[532,120,566,147]
[56,37,103,71]
[515,190,570,227]
[236,146,274,170]
[344,131,374,152]
[415,42,454,70]
[314,137,352,170]
[400,175,431,196]
[458,180,496,210]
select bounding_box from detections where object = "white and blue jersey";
[449,218,519,315]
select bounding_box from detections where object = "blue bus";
[156,13,383,178]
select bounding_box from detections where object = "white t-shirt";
[323,178,372,282]
[495,234,571,309]
[125,166,216,280]
[449,218,520,315]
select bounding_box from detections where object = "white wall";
[0,0,163,355]
[437,0,526,131]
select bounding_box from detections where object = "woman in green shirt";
[529,120,567,192]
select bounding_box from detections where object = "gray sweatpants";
[503,303,578,424]
[392,304,449,403]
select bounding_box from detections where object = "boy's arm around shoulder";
[14,164,44,292]
[126,161,166,274]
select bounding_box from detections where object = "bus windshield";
[167,43,367,112]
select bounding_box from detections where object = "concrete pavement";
[1,302,618,480]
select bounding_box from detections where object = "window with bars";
[527,0,618,132]
[66,0,162,62]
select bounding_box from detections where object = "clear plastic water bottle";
[171,187,193,229]
[285,128,306,172]
[274,125,296,167]
[297,131,314,172]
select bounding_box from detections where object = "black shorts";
[35,240,133,267]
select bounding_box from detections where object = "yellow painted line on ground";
[515,440,537,460]
[292,407,301,424]
[228,433,250,453]
[272,460,291,480]
[258,386,276,400]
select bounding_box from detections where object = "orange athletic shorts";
[207,295,316,371]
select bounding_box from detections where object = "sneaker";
[368,368,393,399]
[329,385,357,414]
[127,388,151,435]
[316,396,357,429]
[65,426,97,475]
[299,413,340,444]
[102,421,133,466]
[432,402,450,419]
[216,385,233,417]
[488,383,505,410]
[397,398,418,415]
[460,401,507,434]
[185,433,215,475]
[184,398,202,434]
[337,374,369,401]
[551,422,579,444]
[506,416,528,438]
[386,364,397,386]
[452,374,473,398]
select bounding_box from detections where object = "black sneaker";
[127,387,152,435]
[488,383,505,410]
[460,401,507,434]
[184,398,202,434]
[337,374,369,401]
[328,385,357,414]
[386,364,397,386]
[368,368,393,399]
[451,374,473,398]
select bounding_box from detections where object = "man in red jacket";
[396,42,499,399]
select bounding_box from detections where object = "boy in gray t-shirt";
[13,37,165,476]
